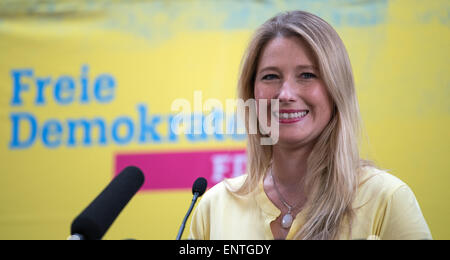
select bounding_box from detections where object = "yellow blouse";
[189,166,432,240]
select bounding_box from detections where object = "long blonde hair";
[234,10,372,240]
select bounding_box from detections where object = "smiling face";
[254,36,334,147]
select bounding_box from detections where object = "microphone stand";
[176,192,200,240]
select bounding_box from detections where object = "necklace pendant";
[281,213,293,229]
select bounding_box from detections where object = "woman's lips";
[273,109,309,123]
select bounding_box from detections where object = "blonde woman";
[189,11,432,240]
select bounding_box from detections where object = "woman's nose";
[277,79,297,102]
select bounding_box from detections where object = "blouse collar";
[254,174,308,240]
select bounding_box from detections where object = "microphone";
[69,166,145,240]
[176,177,207,240]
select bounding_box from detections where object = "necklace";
[270,166,304,229]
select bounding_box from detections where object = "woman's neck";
[271,143,314,190]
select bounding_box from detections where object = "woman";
[189,11,432,240]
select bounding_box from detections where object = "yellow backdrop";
[0,0,448,240]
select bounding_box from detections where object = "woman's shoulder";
[358,166,410,198]
[356,166,431,239]
[200,174,248,204]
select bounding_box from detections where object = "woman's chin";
[275,134,308,146]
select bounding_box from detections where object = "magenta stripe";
[115,149,246,191]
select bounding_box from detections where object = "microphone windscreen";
[71,166,145,240]
[192,177,207,197]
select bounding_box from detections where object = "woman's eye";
[261,74,279,80]
[300,72,316,79]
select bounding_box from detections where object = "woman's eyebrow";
[257,66,280,74]
[296,65,317,70]
[258,64,318,74]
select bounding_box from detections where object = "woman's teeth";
[274,111,308,119]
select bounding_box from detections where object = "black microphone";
[176,177,207,240]
[69,166,145,240]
